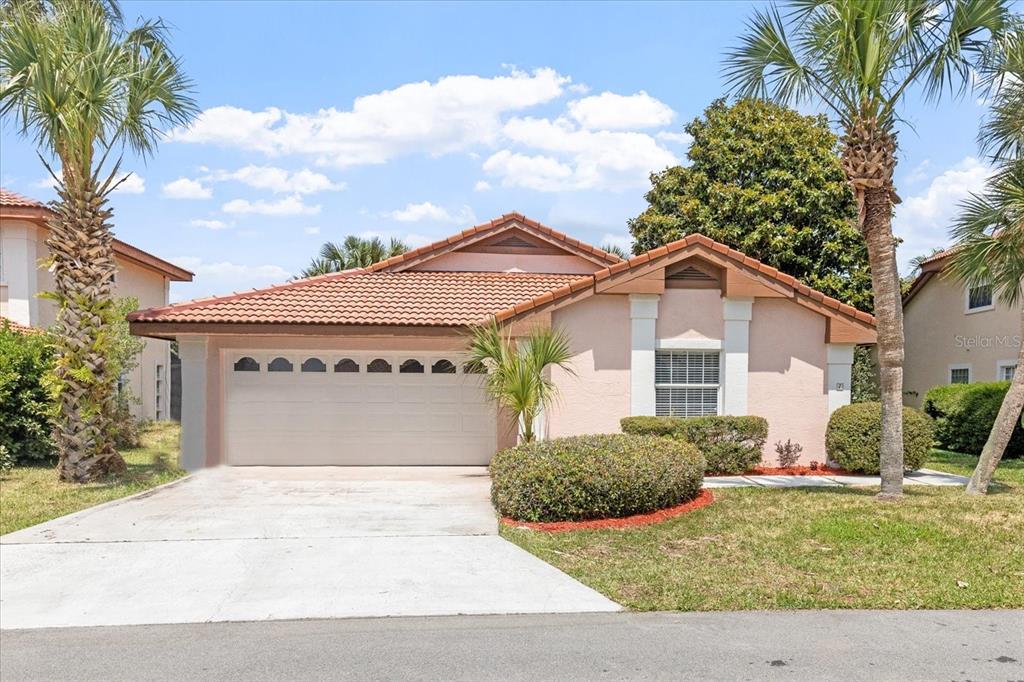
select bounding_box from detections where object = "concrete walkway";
[0,467,618,629]
[3,610,1021,681]
[703,468,969,488]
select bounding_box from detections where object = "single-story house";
[2,188,194,420]
[128,214,876,470]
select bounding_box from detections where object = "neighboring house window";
[950,366,971,384]
[999,363,1017,381]
[655,350,720,417]
[268,357,293,372]
[234,356,260,372]
[334,358,359,373]
[301,357,327,373]
[432,359,456,374]
[367,358,392,373]
[966,284,993,311]
[155,363,165,420]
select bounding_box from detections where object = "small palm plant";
[467,321,575,443]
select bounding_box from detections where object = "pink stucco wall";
[547,295,631,437]
[748,298,829,463]
[656,289,723,341]
[410,251,599,274]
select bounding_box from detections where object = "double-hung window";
[655,350,720,417]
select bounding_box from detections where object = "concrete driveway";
[0,467,618,629]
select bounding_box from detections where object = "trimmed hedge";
[825,402,933,474]
[0,325,55,463]
[620,415,769,474]
[490,434,705,522]
[923,382,1023,458]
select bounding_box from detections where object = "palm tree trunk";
[49,175,127,482]
[861,185,906,499]
[966,309,1024,494]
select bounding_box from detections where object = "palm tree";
[467,321,575,443]
[724,0,1011,499]
[600,243,630,260]
[948,23,1024,494]
[299,236,408,277]
[1,0,196,482]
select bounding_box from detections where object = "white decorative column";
[722,298,753,415]
[630,294,660,416]
[178,337,209,471]
[1,221,39,325]
[827,344,855,414]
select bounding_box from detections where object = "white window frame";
[949,363,972,385]
[964,283,994,313]
[654,349,722,417]
[996,360,1017,382]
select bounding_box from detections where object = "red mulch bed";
[501,489,715,533]
[707,465,850,477]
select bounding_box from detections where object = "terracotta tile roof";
[128,271,582,327]
[0,188,46,208]
[0,187,193,282]
[1,316,42,334]
[367,212,622,272]
[493,233,876,327]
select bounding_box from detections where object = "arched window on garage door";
[400,359,424,374]
[268,357,294,372]
[233,356,260,372]
[431,359,456,374]
[301,357,327,373]
[334,358,359,373]
[367,358,392,373]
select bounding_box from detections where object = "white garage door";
[224,351,497,465]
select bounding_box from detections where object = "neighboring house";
[903,246,1020,407]
[0,189,193,420]
[128,213,876,470]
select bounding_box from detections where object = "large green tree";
[630,98,872,312]
[725,0,1011,499]
[0,0,196,481]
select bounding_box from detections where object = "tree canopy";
[300,235,408,278]
[629,98,872,312]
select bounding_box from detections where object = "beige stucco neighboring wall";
[409,251,599,274]
[547,295,631,438]
[1,218,172,420]
[904,274,1020,407]
[748,298,829,462]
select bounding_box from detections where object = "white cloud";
[389,202,475,224]
[894,156,994,272]
[169,257,291,300]
[657,131,694,146]
[112,173,145,194]
[163,177,212,199]
[169,68,571,168]
[568,91,674,130]
[304,226,321,235]
[600,233,632,253]
[189,218,230,230]
[473,180,492,192]
[209,165,345,194]
[222,194,321,216]
[485,117,678,191]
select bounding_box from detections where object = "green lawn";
[0,422,184,535]
[502,451,1024,611]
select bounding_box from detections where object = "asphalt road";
[2,610,1022,681]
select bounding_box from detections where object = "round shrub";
[825,402,934,474]
[490,434,705,522]
[621,415,768,474]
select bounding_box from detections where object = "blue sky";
[0,1,994,301]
